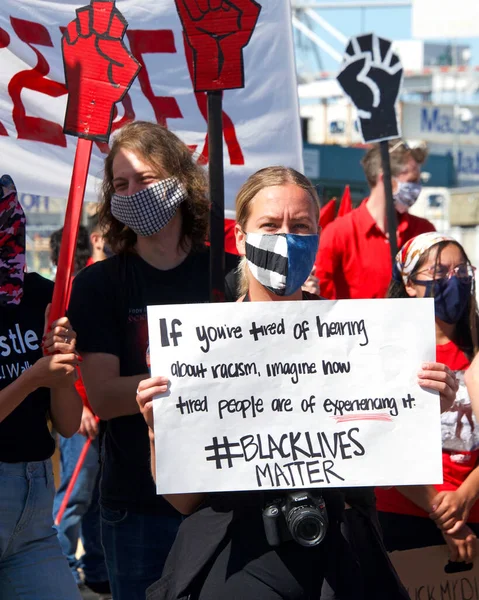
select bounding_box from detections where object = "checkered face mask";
[111,177,188,237]
[245,232,319,296]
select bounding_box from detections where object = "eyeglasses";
[415,263,476,281]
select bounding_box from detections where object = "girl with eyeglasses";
[376,232,479,564]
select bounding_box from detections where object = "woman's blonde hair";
[235,166,320,296]
[98,121,209,254]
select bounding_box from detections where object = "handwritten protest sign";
[147,298,441,494]
[390,545,479,599]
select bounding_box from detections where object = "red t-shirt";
[315,200,435,300]
[376,341,479,521]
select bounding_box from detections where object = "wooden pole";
[207,91,225,302]
[379,140,398,267]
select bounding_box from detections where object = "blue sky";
[296,5,479,76]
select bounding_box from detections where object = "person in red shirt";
[376,232,479,564]
[315,140,435,300]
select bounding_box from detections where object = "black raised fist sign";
[337,33,403,143]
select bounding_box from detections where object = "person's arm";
[465,354,479,421]
[443,525,477,562]
[315,226,339,300]
[430,466,479,533]
[394,485,438,512]
[0,368,42,423]
[80,353,146,420]
[137,376,205,515]
[68,265,145,420]
[50,384,83,438]
[418,362,459,413]
[78,405,100,440]
[396,484,477,561]
[0,354,79,423]
[41,311,83,437]
[0,307,81,426]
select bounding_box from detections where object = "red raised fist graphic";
[62,0,140,142]
[175,0,261,92]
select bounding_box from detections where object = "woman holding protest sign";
[0,175,82,599]
[136,166,428,600]
[68,121,238,600]
[377,232,479,563]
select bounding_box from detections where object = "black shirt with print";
[68,248,238,515]
[0,273,54,462]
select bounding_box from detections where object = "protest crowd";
[1,2,479,600]
[2,123,479,599]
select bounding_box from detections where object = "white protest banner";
[147,298,442,494]
[0,0,302,211]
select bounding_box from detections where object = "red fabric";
[224,218,239,255]
[71,268,93,412]
[204,218,239,255]
[338,185,352,217]
[85,256,94,267]
[315,199,436,300]
[74,371,93,410]
[319,198,336,230]
[376,342,479,522]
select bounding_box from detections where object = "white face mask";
[111,177,187,237]
[393,180,422,214]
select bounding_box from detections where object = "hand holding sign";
[337,33,403,143]
[62,0,140,141]
[147,299,441,495]
[175,0,261,91]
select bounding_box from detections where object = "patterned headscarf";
[0,175,26,306]
[394,232,456,286]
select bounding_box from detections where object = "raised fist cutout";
[337,33,403,143]
[62,0,140,142]
[175,0,261,92]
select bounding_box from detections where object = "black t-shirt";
[68,248,238,514]
[0,272,54,462]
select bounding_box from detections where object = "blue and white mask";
[245,232,319,296]
[393,181,422,214]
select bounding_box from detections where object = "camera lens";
[287,508,326,547]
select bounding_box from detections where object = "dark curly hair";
[50,225,91,275]
[98,121,209,254]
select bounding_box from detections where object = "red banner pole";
[47,138,93,329]
[54,415,100,527]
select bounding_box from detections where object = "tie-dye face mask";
[0,175,26,306]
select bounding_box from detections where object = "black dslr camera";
[262,490,328,548]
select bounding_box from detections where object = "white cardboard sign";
[148,298,442,494]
